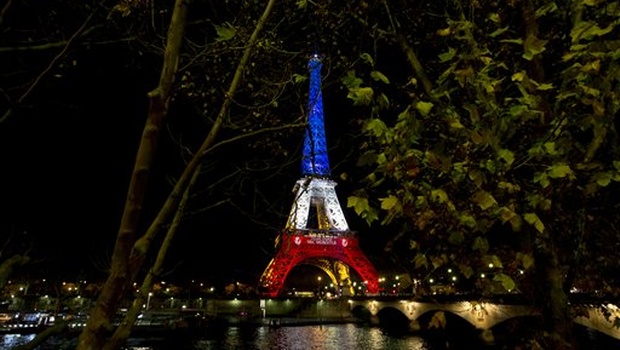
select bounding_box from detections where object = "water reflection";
[2,323,619,350]
[1,333,36,349]
[192,324,429,350]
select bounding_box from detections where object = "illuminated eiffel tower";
[258,54,379,298]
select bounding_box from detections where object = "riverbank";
[213,315,362,328]
[0,308,363,336]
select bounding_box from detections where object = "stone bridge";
[348,298,620,340]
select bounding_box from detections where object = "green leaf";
[430,189,448,203]
[347,87,374,106]
[510,215,522,231]
[488,13,500,23]
[448,114,464,129]
[347,196,369,216]
[524,212,545,233]
[571,21,614,43]
[362,207,379,225]
[292,73,306,84]
[378,93,390,109]
[543,142,560,156]
[521,253,534,269]
[431,254,448,269]
[501,38,523,45]
[360,53,374,66]
[397,106,412,121]
[472,190,497,210]
[468,169,484,187]
[498,206,517,223]
[512,71,526,81]
[483,159,497,174]
[413,253,428,269]
[533,172,550,188]
[415,101,434,116]
[498,181,520,193]
[493,273,516,291]
[547,163,574,179]
[535,2,558,17]
[459,213,477,228]
[592,172,612,187]
[537,83,554,91]
[472,236,489,253]
[498,149,515,167]
[213,23,236,41]
[489,26,509,38]
[364,118,388,138]
[459,264,474,279]
[341,70,363,89]
[371,71,390,84]
[380,195,400,210]
[489,255,504,268]
[522,34,547,60]
[439,47,457,62]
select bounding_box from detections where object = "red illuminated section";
[258,233,380,298]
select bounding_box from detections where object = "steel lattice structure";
[258,54,379,298]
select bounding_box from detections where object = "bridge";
[348,297,620,341]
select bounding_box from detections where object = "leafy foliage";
[343,0,620,300]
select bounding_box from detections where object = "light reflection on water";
[2,323,619,350]
[194,324,427,350]
[192,324,428,350]
[0,325,431,350]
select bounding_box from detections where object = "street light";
[146,292,153,310]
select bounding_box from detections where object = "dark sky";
[0,48,153,278]
[0,44,392,288]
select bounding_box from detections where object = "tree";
[344,0,620,348]
[1,0,301,348]
[75,0,290,349]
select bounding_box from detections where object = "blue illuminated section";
[301,54,331,177]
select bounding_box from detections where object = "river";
[2,323,619,349]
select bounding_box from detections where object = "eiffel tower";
[258,54,379,298]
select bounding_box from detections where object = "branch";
[381,0,434,98]
[0,10,97,125]
[0,0,13,26]
[132,0,279,256]
[201,122,306,156]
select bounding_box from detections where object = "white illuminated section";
[286,177,349,231]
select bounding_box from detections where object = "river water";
[2,323,619,350]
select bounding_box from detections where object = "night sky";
[1,47,153,278]
[0,43,391,288]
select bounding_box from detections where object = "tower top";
[301,54,331,177]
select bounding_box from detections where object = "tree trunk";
[534,243,578,349]
[76,1,188,349]
[76,0,278,348]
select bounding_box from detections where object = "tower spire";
[301,53,331,177]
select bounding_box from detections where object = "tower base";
[258,230,379,298]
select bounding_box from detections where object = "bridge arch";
[375,306,414,334]
[348,299,620,341]
[349,300,539,330]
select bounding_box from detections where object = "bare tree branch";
[0,8,99,124]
